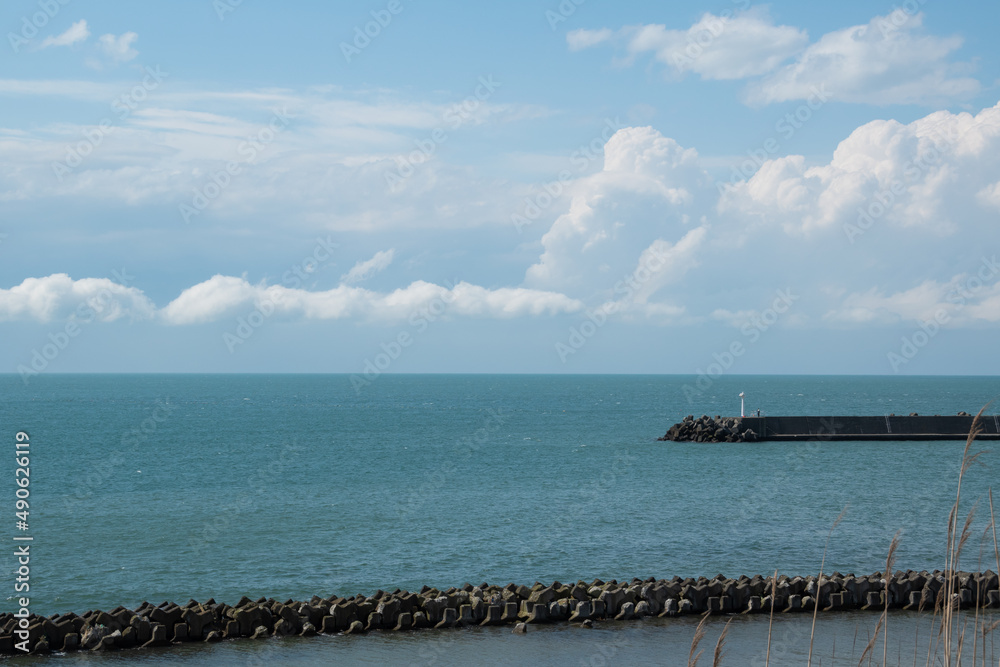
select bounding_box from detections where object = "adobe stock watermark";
[349,280,460,393]
[213,0,244,21]
[518,449,638,566]
[384,75,501,190]
[179,107,293,223]
[887,255,999,372]
[62,399,177,515]
[396,408,507,520]
[7,0,73,53]
[545,0,596,30]
[716,84,830,195]
[187,439,301,556]
[554,245,674,363]
[682,288,799,403]
[340,0,405,63]
[511,117,624,233]
[843,124,959,244]
[51,66,168,181]
[877,0,929,37]
[666,0,752,72]
[16,268,136,385]
[223,236,338,353]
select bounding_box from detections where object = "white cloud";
[824,264,1000,325]
[719,102,1000,235]
[567,28,613,51]
[525,126,710,299]
[977,180,1000,210]
[40,20,90,49]
[159,276,583,325]
[747,12,979,105]
[568,10,806,80]
[341,249,395,284]
[0,274,155,323]
[625,11,807,80]
[97,32,138,64]
[573,9,979,106]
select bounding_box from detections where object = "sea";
[0,374,998,665]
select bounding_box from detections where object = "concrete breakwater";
[660,413,1000,442]
[3,570,998,655]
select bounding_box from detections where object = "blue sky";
[2,0,999,378]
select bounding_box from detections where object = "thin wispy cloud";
[40,20,90,49]
[341,249,395,284]
[97,31,139,64]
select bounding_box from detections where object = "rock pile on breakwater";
[658,415,758,442]
[3,570,998,655]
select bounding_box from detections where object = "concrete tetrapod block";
[568,600,593,623]
[434,607,458,629]
[480,605,503,627]
[364,612,382,632]
[393,613,412,632]
[548,601,570,622]
[862,591,884,610]
[62,633,80,651]
[782,595,802,613]
[614,602,635,621]
[458,605,474,626]
[744,596,762,614]
[501,602,519,624]
[659,599,679,617]
[142,623,168,648]
[525,602,549,624]
[131,617,152,644]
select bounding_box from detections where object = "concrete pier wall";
[742,414,1000,441]
[659,414,1000,442]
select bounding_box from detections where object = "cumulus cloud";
[625,11,807,80]
[573,9,978,105]
[526,126,711,301]
[97,32,138,64]
[0,274,155,323]
[159,276,583,325]
[719,102,1000,235]
[341,249,395,284]
[40,20,90,49]
[568,9,806,80]
[824,261,1000,325]
[747,12,979,105]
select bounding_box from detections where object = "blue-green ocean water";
[0,374,998,665]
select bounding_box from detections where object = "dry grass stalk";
[765,569,777,667]
[808,505,849,667]
[858,614,884,666]
[688,611,710,667]
[712,616,733,667]
[940,404,990,667]
[990,489,999,588]
[883,531,902,667]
